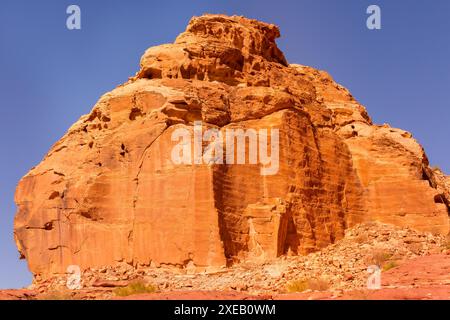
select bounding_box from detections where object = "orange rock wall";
[14,15,449,278]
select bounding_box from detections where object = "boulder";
[14,14,449,279]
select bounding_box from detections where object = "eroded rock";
[14,14,449,281]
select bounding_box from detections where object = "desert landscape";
[3,14,449,300]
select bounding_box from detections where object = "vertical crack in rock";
[129,124,168,260]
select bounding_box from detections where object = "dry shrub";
[369,249,392,267]
[113,281,157,297]
[286,278,330,293]
[382,260,398,272]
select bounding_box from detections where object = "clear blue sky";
[0,0,448,289]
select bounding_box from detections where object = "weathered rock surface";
[3,222,449,300]
[14,14,449,280]
[73,222,448,295]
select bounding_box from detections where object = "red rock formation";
[14,14,449,279]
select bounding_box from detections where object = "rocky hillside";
[14,14,449,282]
[4,222,450,300]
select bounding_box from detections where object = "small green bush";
[113,281,157,297]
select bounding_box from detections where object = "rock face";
[14,14,449,278]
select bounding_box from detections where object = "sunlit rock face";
[14,14,449,278]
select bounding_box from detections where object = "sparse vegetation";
[113,281,157,297]
[286,278,330,293]
[368,249,399,271]
[382,260,398,272]
[286,279,309,292]
[369,249,392,267]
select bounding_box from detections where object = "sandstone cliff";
[14,14,449,278]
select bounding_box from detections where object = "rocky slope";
[3,222,450,300]
[14,14,449,283]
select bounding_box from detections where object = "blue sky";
[0,0,449,288]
